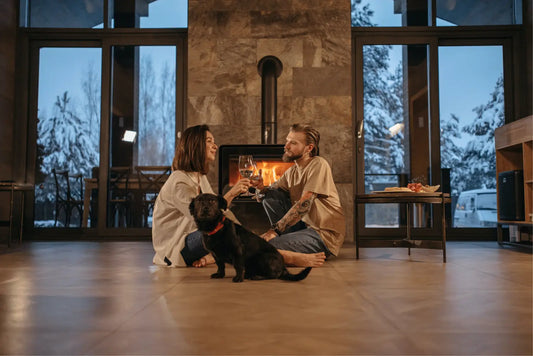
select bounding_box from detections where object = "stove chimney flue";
[258,56,283,144]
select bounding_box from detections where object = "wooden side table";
[0,182,34,246]
[355,192,451,262]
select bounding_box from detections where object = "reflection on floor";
[0,241,531,355]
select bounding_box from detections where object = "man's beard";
[282,151,303,162]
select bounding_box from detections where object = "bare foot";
[192,253,215,268]
[278,250,326,267]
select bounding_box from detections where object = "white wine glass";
[238,155,254,196]
[250,161,265,201]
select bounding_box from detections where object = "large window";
[22,0,186,235]
[35,47,101,227]
[107,45,177,228]
[439,46,504,228]
[352,1,519,240]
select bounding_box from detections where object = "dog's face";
[189,193,227,229]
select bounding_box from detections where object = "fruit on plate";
[407,183,440,192]
[407,183,423,192]
[420,184,440,192]
[382,184,441,193]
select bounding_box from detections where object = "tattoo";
[275,192,316,233]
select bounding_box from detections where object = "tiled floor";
[0,241,531,355]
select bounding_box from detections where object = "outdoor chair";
[52,169,84,227]
[134,165,171,227]
[108,166,133,227]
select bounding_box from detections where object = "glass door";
[106,45,176,229]
[354,39,440,239]
[439,45,504,229]
[34,46,101,229]
[355,38,509,239]
[30,40,184,235]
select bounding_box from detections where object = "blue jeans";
[262,189,331,256]
[180,230,209,266]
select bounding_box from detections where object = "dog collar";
[208,216,226,235]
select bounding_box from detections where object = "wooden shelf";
[498,220,533,226]
[495,116,533,250]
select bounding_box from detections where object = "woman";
[152,125,249,267]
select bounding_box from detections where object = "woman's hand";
[224,178,251,203]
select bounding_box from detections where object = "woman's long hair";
[172,124,210,174]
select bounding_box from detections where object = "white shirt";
[152,170,214,267]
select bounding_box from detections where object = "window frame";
[352,25,524,240]
[16,27,187,238]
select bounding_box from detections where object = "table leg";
[8,185,14,247]
[355,200,359,259]
[406,202,411,256]
[82,187,92,228]
[442,197,447,263]
[19,190,25,244]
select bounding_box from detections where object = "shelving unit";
[495,115,533,249]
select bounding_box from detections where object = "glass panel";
[351,0,427,27]
[362,44,430,228]
[109,45,176,228]
[439,46,504,228]
[35,48,101,228]
[21,0,104,28]
[110,0,187,28]
[436,0,522,26]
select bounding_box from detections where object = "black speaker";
[498,170,525,221]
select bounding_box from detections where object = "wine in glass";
[238,155,254,196]
[250,161,265,200]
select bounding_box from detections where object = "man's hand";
[250,169,265,191]
[260,229,278,242]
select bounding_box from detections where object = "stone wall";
[187,0,354,241]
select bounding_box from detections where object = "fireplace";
[218,144,292,234]
[218,144,292,195]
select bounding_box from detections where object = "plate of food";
[371,184,440,194]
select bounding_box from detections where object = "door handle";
[356,120,364,139]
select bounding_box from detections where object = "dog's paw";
[211,272,225,279]
[232,275,244,283]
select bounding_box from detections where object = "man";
[252,123,345,263]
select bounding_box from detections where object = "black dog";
[189,193,312,283]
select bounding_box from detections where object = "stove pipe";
[258,56,283,144]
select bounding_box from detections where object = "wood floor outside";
[0,241,531,355]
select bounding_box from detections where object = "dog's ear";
[218,195,228,211]
[189,198,196,216]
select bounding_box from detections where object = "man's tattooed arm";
[274,191,317,233]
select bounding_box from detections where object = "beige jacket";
[152,170,214,267]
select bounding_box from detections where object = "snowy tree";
[440,113,464,189]
[139,55,175,166]
[139,56,158,165]
[352,1,406,178]
[457,75,504,191]
[81,62,101,151]
[37,92,98,202]
[157,61,176,165]
[351,0,375,27]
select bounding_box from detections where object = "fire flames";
[229,159,293,187]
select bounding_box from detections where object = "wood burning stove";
[218,144,293,195]
[218,144,292,233]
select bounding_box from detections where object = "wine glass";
[250,161,265,201]
[238,155,254,196]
